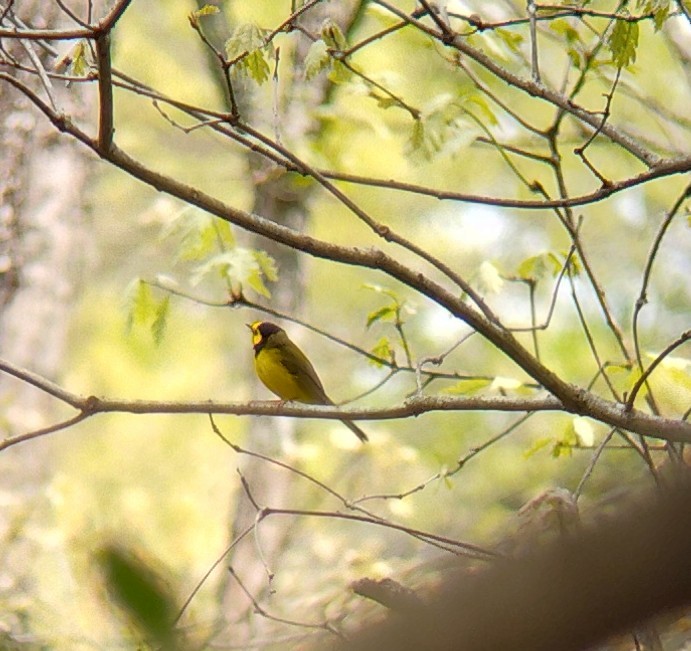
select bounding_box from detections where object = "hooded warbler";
[247,321,368,443]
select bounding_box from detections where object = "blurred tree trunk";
[0,0,92,638]
[194,1,365,641]
[332,480,691,651]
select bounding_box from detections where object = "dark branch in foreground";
[331,479,691,651]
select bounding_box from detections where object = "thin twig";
[626,330,691,412]
[567,271,621,401]
[631,182,691,412]
[174,522,257,626]
[574,428,616,500]
[527,0,541,83]
[355,413,535,504]
[0,411,91,452]
[372,0,660,165]
[228,566,345,637]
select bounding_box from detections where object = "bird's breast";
[255,348,321,403]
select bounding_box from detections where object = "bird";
[247,320,369,443]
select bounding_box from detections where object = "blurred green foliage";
[2,0,689,648]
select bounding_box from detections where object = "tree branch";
[95,30,113,152]
[373,0,660,166]
[0,359,689,448]
[0,71,688,444]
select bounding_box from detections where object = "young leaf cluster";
[225,23,274,85]
[304,20,352,83]
[125,280,170,345]
[164,210,277,298]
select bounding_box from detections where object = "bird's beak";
[245,323,252,330]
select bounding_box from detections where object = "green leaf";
[151,295,170,345]
[370,336,394,366]
[303,22,350,83]
[245,49,271,84]
[253,250,278,283]
[362,283,408,328]
[304,39,331,80]
[162,210,275,297]
[495,27,524,53]
[328,60,351,84]
[517,254,547,281]
[405,94,480,161]
[607,15,639,68]
[550,18,581,44]
[517,252,563,281]
[246,274,270,298]
[567,47,584,70]
[246,254,275,298]
[366,305,397,328]
[71,40,90,76]
[164,211,235,262]
[124,280,171,345]
[225,23,272,84]
[125,279,156,332]
[362,283,402,303]
[652,2,670,30]
[604,362,633,376]
[55,40,91,76]
[552,423,579,457]
[375,96,399,110]
[97,544,178,647]
[462,94,498,126]
[653,6,669,30]
[572,416,595,447]
[227,22,267,54]
[194,4,220,17]
[523,436,552,459]
[192,247,275,297]
[489,376,532,394]
[443,378,492,395]
[637,0,671,31]
[563,251,582,277]
[407,118,426,155]
[477,261,504,294]
[321,20,347,50]
[408,118,444,161]
[213,219,236,250]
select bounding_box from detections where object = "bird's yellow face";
[248,320,281,352]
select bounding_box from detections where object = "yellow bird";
[247,321,368,443]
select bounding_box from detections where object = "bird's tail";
[341,419,369,443]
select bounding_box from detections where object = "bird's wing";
[279,346,332,404]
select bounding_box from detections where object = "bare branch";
[95,31,113,151]
[1,356,689,446]
[0,411,92,452]
[632,182,691,408]
[626,330,691,412]
[373,0,660,166]
[315,157,691,210]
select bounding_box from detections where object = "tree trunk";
[0,0,92,640]
[208,2,365,642]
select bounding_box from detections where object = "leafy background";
[0,0,689,649]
